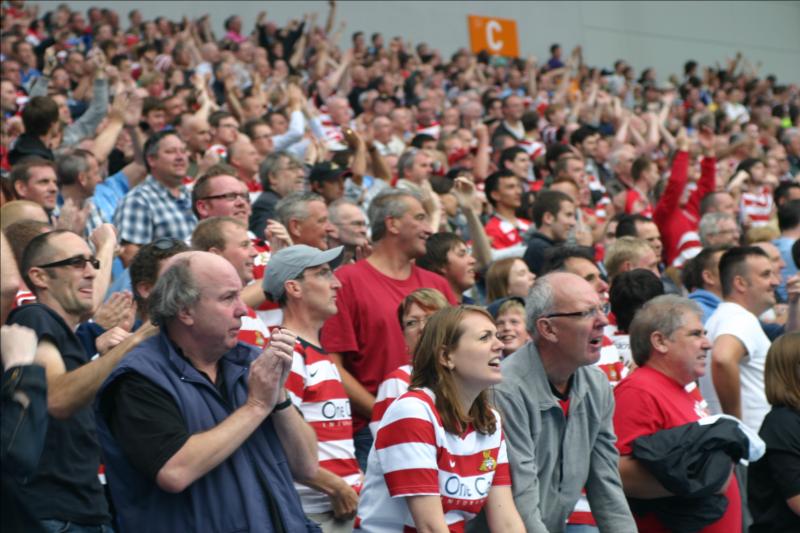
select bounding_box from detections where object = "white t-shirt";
[701,302,771,432]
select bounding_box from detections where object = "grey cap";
[262,245,344,301]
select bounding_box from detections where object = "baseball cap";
[262,245,344,301]
[308,161,351,184]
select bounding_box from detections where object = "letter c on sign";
[486,20,502,51]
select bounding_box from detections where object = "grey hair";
[699,212,735,246]
[259,151,302,190]
[55,149,92,187]
[396,148,420,180]
[367,188,422,242]
[525,275,556,338]
[328,197,362,225]
[629,294,703,366]
[275,191,325,227]
[147,257,201,326]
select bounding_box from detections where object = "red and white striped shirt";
[237,307,269,348]
[484,214,531,250]
[369,364,412,437]
[286,338,361,513]
[740,187,773,227]
[356,388,511,532]
[249,234,283,329]
[416,121,441,140]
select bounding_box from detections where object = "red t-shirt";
[613,366,742,533]
[483,214,531,249]
[320,260,457,431]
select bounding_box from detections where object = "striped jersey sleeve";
[369,364,412,438]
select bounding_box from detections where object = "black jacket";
[8,133,54,166]
[629,418,749,533]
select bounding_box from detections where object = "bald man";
[471,273,636,532]
[1,199,49,229]
[95,251,319,531]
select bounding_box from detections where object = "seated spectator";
[357,306,525,532]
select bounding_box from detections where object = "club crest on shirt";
[478,450,497,472]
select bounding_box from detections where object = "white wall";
[31,1,800,83]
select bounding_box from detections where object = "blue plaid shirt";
[113,176,197,245]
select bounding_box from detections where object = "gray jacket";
[29,76,108,147]
[481,343,636,533]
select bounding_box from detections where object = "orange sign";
[468,15,519,58]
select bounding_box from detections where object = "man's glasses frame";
[36,255,100,270]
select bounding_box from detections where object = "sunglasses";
[36,255,100,270]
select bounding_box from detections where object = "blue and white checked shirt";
[113,176,197,245]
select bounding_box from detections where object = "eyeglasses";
[201,192,250,203]
[36,255,100,270]
[296,266,336,281]
[543,306,605,320]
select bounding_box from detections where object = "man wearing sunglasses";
[6,229,155,532]
[469,272,636,533]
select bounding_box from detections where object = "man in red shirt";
[653,129,716,267]
[321,189,456,470]
[614,295,741,533]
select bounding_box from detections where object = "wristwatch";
[273,395,292,412]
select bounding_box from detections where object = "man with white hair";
[371,116,405,157]
[699,212,741,248]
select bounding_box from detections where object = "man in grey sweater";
[473,272,636,532]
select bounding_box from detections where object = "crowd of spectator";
[1,0,799,532]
